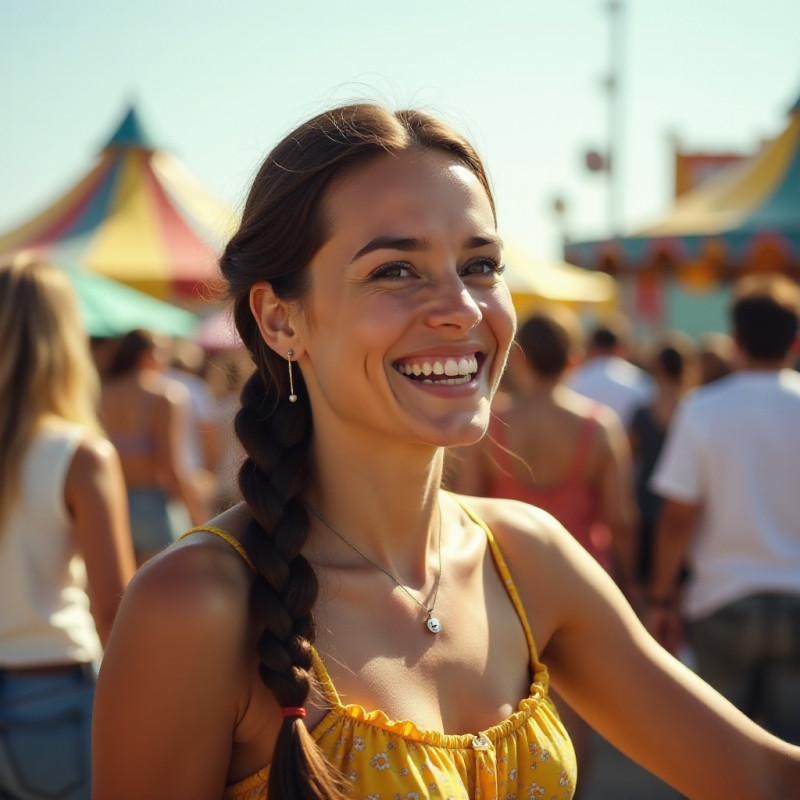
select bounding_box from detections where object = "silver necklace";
[306,502,443,634]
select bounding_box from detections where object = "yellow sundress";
[185,501,576,800]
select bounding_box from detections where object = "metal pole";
[607,0,624,237]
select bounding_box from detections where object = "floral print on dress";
[370,752,391,771]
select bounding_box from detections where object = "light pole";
[605,0,624,238]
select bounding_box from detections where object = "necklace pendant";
[426,616,442,634]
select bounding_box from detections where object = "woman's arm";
[92,542,254,800]
[65,436,135,645]
[510,506,800,800]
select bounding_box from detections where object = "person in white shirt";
[569,313,654,429]
[0,253,135,800]
[649,273,800,743]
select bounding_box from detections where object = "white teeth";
[396,354,479,381]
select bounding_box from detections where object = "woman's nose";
[424,275,483,331]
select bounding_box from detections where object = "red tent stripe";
[143,162,219,288]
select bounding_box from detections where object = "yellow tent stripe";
[151,151,238,241]
[83,151,167,288]
[641,115,800,236]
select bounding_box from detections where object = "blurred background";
[2,0,798,340]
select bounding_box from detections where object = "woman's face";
[291,148,516,449]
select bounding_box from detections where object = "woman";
[93,104,800,800]
[100,329,205,565]
[0,254,135,800]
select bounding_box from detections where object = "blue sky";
[2,0,798,261]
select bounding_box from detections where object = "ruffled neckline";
[226,663,552,795]
[311,660,551,749]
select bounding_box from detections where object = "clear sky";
[2,0,798,261]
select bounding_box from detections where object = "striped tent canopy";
[564,92,800,286]
[0,105,237,305]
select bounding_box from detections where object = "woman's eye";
[370,262,414,280]
[461,258,504,277]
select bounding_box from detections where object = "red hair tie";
[280,706,306,719]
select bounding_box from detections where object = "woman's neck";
[305,427,444,578]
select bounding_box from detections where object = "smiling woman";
[92,104,800,800]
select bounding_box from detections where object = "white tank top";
[0,421,102,665]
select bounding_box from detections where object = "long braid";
[234,367,344,799]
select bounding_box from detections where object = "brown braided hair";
[219,103,496,800]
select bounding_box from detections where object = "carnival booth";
[564,94,800,336]
[0,105,236,306]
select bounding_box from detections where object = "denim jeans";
[686,593,800,744]
[0,664,95,800]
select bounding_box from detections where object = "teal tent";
[65,266,198,337]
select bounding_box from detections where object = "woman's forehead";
[322,149,495,238]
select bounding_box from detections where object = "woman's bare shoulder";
[448,492,613,595]
[118,507,254,643]
[448,492,571,556]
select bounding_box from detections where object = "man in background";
[648,274,800,744]
[569,312,654,429]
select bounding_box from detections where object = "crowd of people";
[1,103,799,800]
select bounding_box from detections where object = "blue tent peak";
[104,105,159,151]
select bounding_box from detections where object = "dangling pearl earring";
[287,350,297,403]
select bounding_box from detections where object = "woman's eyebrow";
[351,235,430,262]
[351,233,503,263]
[466,234,504,250]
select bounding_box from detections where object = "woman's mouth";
[393,354,481,385]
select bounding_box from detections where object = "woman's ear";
[249,282,305,358]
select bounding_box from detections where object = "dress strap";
[179,525,343,707]
[179,526,255,570]
[450,495,542,670]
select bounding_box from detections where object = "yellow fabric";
[639,114,800,236]
[186,502,577,800]
[179,526,255,570]
[83,150,168,293]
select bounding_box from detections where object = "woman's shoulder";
[447,492,612,652]
[120,506,255,641]
[449,492,574,559]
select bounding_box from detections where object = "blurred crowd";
[2,251,799,799]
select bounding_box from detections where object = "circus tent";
[564,92,800,285]
[0,106,237,305]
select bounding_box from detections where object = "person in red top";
[451,306,638,587]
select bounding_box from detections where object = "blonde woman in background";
[0,254,135,800]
